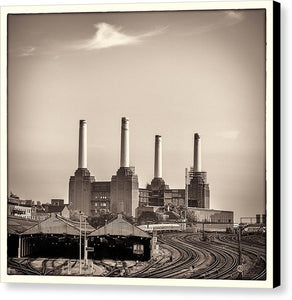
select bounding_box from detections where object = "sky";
[7,9,266,222]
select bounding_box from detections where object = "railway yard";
[7,232,266,280]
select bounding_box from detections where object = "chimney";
[194,133,201,172]
[78,120,87,169]
[120,117,130,168]
[154,135,162,178]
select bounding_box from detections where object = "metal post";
[79,212,82,275]
[84,215,87,267]
[68,259,71,275]
[238,226,242,264]
[18,235,21,258]
[21,237,24,257]
[23,238,26,257]
[238,226,243,279]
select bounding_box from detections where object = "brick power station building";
[69,118,232,223]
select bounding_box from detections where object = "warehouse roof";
[21,214,95,236]
[89,214,151,238]
[8,216,39,234]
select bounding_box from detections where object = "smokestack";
[194,133,201,172]
[154,135,162,178]
[120,117,130,168]
[78,120,87,169]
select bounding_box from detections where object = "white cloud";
[225,10,244,25]
[19,46,36,57]
[73,22,167,50]
[187,10,244,36]
[217,130,240,140]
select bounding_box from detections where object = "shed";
[8,215,39,235]
[89,214,150,238]
[88,214,151,261]
[10,214,95,259]
[22,214,94,236]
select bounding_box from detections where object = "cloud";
[225,10,244,25]
[72,22,167,50]
[217,130,240,140]
[19,46,36,57]
[187,10,244,35]
[13,23,166,58]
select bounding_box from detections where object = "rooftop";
[89,214,151,238]
[21,214,95,236]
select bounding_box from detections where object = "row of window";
[11,208,31,214]
[93,202,107,207]
[133,244,144,255]
[94,196,109,200]
[93,209,108,214]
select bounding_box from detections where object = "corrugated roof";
[8,216,39,234]
[21,214,94,236]
[89,214,151,238]
[57,215,95,232]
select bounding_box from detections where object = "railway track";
[7,233,266,279]
[214,233,266,280]
[8,258,41,275]
[8,258,71,276]
[138,235,196,278]
[131,232,265,280]
[184,234,239,279]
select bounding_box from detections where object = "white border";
[0,0,275,288]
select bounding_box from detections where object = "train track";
[130,232,265,280]
[8,258,70,276]
[183,234,239,279]
[8,258,41,275]
[214,233,266,280]
[132,235,197,278]
[7,233,266,279]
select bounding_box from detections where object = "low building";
[44,204,70,219]
[88,214,151,261]
[8,194,33,219]
[7,216,39,257]
[51,199,65,206]
[8,204,32,219]
[187,207,233,223]
[31,206,50,221]
[9,214,95,258]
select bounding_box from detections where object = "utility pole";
[79,211,82,275]
[18,235,21,258]
[237,226,243,279]
[84,215,88,267]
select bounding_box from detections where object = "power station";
[7,117,234,265]
[68,118,231,222]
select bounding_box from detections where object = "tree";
[87,213,114,228]
[186,210,198,223]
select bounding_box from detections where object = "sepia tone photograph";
[0,0,280,289]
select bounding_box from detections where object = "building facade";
[91,182,111,215]
[68,120,231,223]
[69,118,139,218]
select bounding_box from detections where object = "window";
[133,244,144,255]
